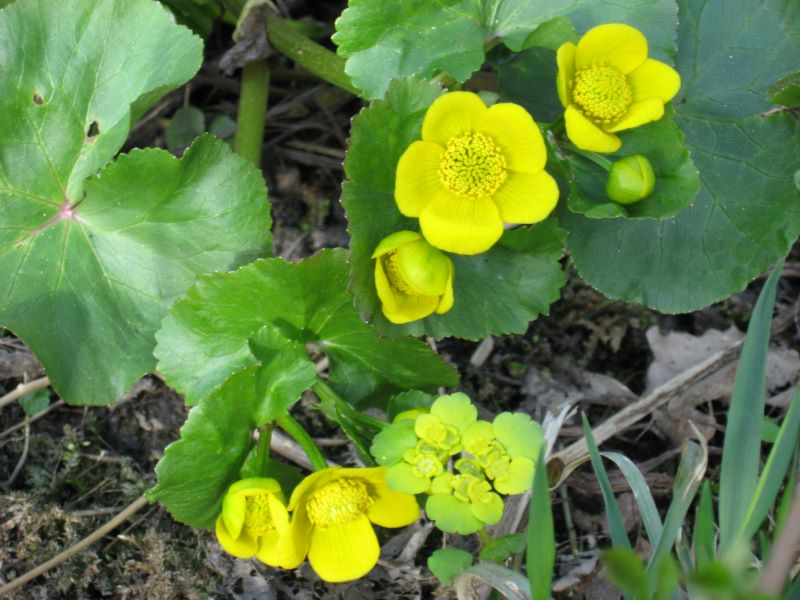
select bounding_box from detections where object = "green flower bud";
[606,154,655,205]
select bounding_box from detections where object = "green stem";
[234,59,270,165]
[266,16,361,96]
[312,380,388,431]
[563,141,614,171]
[276,415,328,471]
[256,423,274,476]
[477,527,493,546]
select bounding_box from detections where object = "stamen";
[571,64,632,123]
[307,478,373,528]
[439,133,507,197]
[243,494,276,536]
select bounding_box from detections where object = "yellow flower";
[395,92,559,255]
[276,466,420,582]
[214,478,292,567]
[372,230,454,324]
[557,23,681,152]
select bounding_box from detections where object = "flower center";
[381,251,418,296]
[439,132,507,197]
[306,478,373,528]
[571,64,632,123]
[243,494,276,537]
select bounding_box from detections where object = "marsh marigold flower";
[557,23,681,152]
[215,478,291,566]
[395,92,559,255]
[276,466,419,582]
[372,230,454,324]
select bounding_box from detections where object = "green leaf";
[456,563,532,600]
[762,417,781,444]
[515,17,577,51]
[248,326,317,425]
[719,262,781,552]
[527,441,554,600]
[769,72,800,107]
[370,419,417,466]
[165,106,205,154]
[387,389,436,421]
[693,481,716,569]
[581,414,632,551]
[496,46,563,123]
[559,1,800,312]
[603,549,649,599]
[159,0,224,38]
[342,77,567,341]
[155,249,458,407]
[18,389,49,417]
[238,450,304,497]
[601,452,663,547]
[333,0,677,99]
[566,108,700,220]
[0,0,271,406]
[148,367,261,528]
[428,548,473,586]
[741,387,800,541]
[480,533,526,563]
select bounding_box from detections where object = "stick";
[0,376,50,410]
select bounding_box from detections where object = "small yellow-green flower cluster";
[370,392,544,534]
[215,468,419,583]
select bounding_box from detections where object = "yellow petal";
[419,190,504,255]
[605,98,664,133]
[308,515,380,582]
[627,58,681,102]
[556,42,576,107]
[476,102,546,173]
[493,170,559,224]
[395,141,445,217]
[396,238,450,295]
[287,468,334,511]
[226,477,284,498]
[371,230,421,258]
[421,91,487,146]
[215,515,258,558]
[367,481,420,528]
[375,260,439,324]
[564,105,621,152]
[435,261,454,314]
[270,503,313,569]
[221,492,247,540]
[575,23,648,74]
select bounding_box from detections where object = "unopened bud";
[606,154,655,204]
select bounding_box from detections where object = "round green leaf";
[428,548,473,586]
[155,249,458,407]
[371,419,418,466]
[342,77,567,340]
[0,0,271,406]
[148,367,262,529]
[558,1,800,312]
[566,108,700,220]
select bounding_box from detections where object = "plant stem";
[563,141,614,171]
[276,415,328,471]
[234,59,270,166]
[477,527,493,546]
[256,423,274,476]
[266,16,361,96]
[312,380,388,431]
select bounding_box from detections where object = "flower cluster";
[373,91,559,324]
[215,468,419,583]
[370,393,544,534]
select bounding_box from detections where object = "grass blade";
[455,563,531,600]
[692,481,715,569]
[582,414,631,551]
[719,261,782,553]
[602,451,664,547]
[741,388,800,540]
[527,441,554,600]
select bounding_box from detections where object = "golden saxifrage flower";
[372,230,454,324]
[395,91,559,255]
[215,478,291,566]
[557,23,681,152]
[276,466,419,582]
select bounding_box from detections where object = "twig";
[0,376,50,410]
[0,495,148,596]
[759,479,800,595]
[0,400,64,439]
[5,416,30,487]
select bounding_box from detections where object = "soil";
[2,1,799,599]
